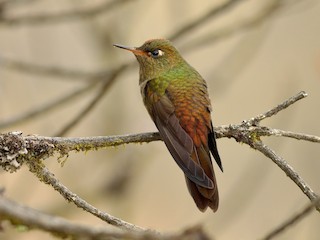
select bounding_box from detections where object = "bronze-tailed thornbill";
[113,39,223,212]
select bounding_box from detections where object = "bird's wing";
[149,91,214,189]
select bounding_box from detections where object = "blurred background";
[0,0,320,239]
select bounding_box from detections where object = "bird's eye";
[148,49,164,58]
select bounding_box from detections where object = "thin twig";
[248,91,308,125]
[261,198,320,240]
[215,125,320,144]
[271,128,320,143]
[252,141,320,212]
[0,0,134,26]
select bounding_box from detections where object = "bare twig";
[261,198,320,240]
[215,125,320,144]
[0,0,134,26]
[251,141,320,212]
[270,129,320,143]
[248,91,308,125]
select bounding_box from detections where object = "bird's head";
[114,39,184,82]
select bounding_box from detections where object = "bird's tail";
[185,145,219,212]
[185,175,219,212]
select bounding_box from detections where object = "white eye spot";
[148,49,164,58]
[157,49,164,56]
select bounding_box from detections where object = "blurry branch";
[0,55,114,81]
[0,61,133,134]
[0,195,145,240]
[0,0,38,7]
[181,0,283,51]
[54,65,128,136]
[0,188,210,240]
[0,80,100,130]
[0,0,264,81]
[261,198,320,240]
[169,0,244,41]
[0,1,292,92]
[103,159,134,196]
[0,0,134,26]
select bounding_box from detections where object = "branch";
[0,91,319,235]
[25,160,146,232]
[0,193,211,239]
[251,141,320,211]
[248,91,308,125]
[0,55,114,81]
[0,195,146,239]
[0,92,317,170]
[0,131,161,172]
[0,0,134,26]
[261,198,320,240]
[270,129,320,143]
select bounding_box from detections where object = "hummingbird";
[113,39,223,212]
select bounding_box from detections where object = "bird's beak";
[113,44,146,56]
